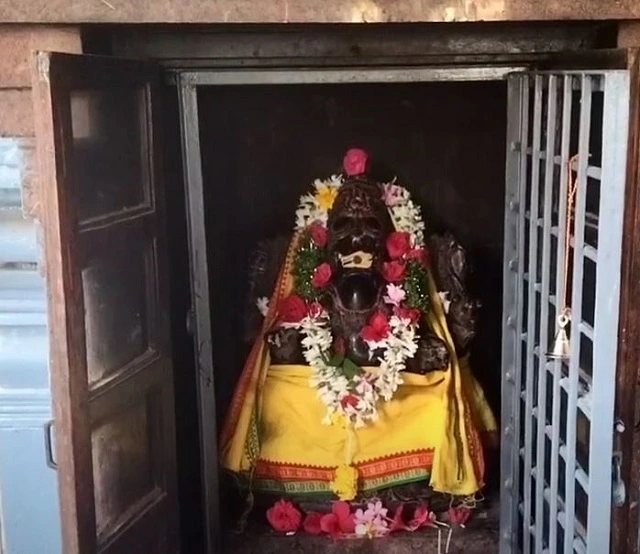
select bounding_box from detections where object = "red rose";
[343,148,368,177]
[333,336,346,355]
[312,263,332,288]
[386,232,412,260]
[361,312,391,343]
[308,301,324,319]
[266,499,302,533]
[382,260,406,283]
[340,394,359,410]
[407,247,430,267]
[448,505,473,527]
[395,306,421,324]
[278,294,307,323]
[303,512,323,535]
[309,223,329,248]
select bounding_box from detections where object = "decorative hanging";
[548,154,579,361]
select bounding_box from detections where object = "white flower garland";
[291,175,427,428]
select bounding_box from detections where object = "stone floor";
[223,500,500,554]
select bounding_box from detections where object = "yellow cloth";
[220,233,497,497]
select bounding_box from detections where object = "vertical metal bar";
[177,74,220,554]
[549,74,573,554]
[513,74,531,553]
[501,75,525,554]
[535,74,557,554]
[523,74,543,554]
[564,74,592,554]
[585,72,630,554]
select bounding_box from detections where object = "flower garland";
[275,149,431,429]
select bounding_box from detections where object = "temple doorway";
[32,31,639,553]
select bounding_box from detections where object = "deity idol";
[220,149,497,526]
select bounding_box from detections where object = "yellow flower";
[330,464,359,501]
[315,185,339,211]
[330,412,350,429]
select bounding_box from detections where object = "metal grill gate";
[500,71,630,554]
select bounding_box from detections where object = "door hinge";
[613,451,626,507]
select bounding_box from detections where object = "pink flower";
[308,301,324,319]
[340,394,360,411]
[303,512,323,535]
[360,312,391,343]
[386,232,412,260]
[320,513,342,539]
[320,501,355,539]
[354,500,390,538]
[382,260,406,283]
[309,223,329,248]
[354,516,389,538]
[388,505,407,533]
[312,263,332,288]
[448,505,473,527]
[364,500,388,520]
[383,283,406,307]
[343,148,368,176]
[382,183,405,206]
[408,504,438,531]
[407,247,430,267]
[266,499,302,533]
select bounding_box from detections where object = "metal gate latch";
[612,451,626,507]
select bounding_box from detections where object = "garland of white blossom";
[291,175,427,428]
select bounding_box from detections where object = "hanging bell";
[547,312,571,360]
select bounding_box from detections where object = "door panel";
[501,68,631,554]
[32,52,179,554]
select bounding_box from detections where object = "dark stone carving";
[243,180,480,373]
[428,232,481,356]
[405,331,450,374]
[325,176,393,273]
[266,327,305,365]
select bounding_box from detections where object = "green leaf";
[342,358,361,380]
[328,353,345,367]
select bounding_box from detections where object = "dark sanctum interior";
[162,79,508,550]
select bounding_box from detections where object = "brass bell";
[547,312,571,360]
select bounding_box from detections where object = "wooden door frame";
[613,49,640,554]
[175,50,640,554]
[176,60,521,554]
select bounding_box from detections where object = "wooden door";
[32,52,179,553]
